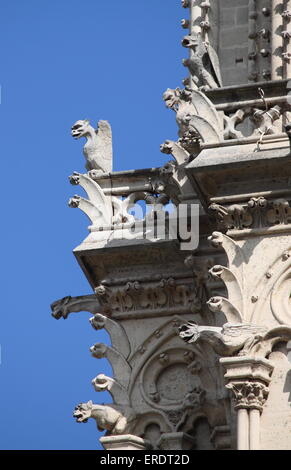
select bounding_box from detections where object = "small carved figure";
[73,400,136,435]
[182,33,222,90]
[71,119,112,174]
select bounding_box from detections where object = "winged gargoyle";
[71,119,112,175]
[163,87,222,144]
[179,322,291,360]
[182,33,222,90]
[179,322,268,357]
[68,172,135,229]
[73,400,136,435]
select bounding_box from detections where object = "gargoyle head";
[160,140,174,154]
[179,321,200,343]
[181,33,202,51]
[51,296,72,320]
[89,313,106,330]
[71,119,91,139]
[163,88,180,109]
[73,400,93,423]
[90,342,107,358]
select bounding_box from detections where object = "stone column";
[283,0,291,78]
[190,0,202,36]
[220,356,273,451]
[237,408,249,450]
[271,0,283,79]
[249,408,260,450]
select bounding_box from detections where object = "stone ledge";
[100,434,152,451]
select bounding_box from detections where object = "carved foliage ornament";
[209,198,291,231]
[94,278,202,316]
[226,381,268,411]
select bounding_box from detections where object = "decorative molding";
[94,277,202,318]
[209,197,291,232]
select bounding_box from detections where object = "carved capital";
[226,381,269,411]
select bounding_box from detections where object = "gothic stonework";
[52,1,291,450]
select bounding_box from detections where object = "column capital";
[220,355,274,412]
[226,380,269,412]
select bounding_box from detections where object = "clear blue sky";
[0,1,185,449]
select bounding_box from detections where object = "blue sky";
[0,1,185,449]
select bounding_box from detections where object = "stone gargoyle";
[73,400,136,435]
[179,322,291,359]
[179,322,268,357]
[71,119,112,175]
[163,87,222,145]
[181,32,222,90]
[51,294,99,320]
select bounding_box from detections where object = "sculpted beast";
[182,33,222,90]
[163,87,222,144]
[73,400,136,435]
[51,294,99,320]
[179,322,268,356]
[71,119,112,174]
[179,322,291,359]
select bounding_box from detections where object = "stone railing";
[206,79,291,146]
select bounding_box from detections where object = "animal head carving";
[181,33,202,51]
[51,296,72,319]
[89,313,106,330]
[179,322,200,343]
[71,119,91,139]
[163,88,180,109]
[73,400,93,423]
[90,342,107,358]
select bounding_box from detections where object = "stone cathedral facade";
[52,1,291,450]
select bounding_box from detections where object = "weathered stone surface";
[53,0,291,451]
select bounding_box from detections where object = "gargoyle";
[163,87,222,144]
[179,322,268,357]
[71,119,112,175]
[68,171,135,228]
[51,294,99,320]
[73,400,136,435]
[182,33,222,90]
[160,140,191,165]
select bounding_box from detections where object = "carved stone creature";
[163,87,222,144]
[160,140,192,164]
[179,322,268,357]
[71,119,112,174]
[182,33,222,90]
[73,400,136,435]
[51,294,99,320]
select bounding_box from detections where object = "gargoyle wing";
[207,44,223,87]
[191,89,222,135]
[95,120,113,173]
[189,115,221,143]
